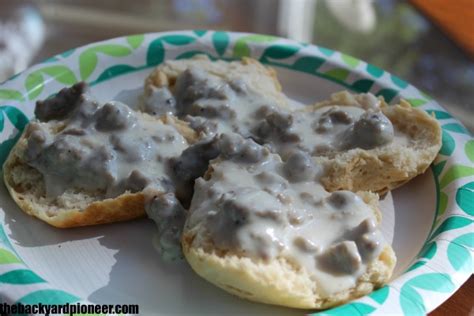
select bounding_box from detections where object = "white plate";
[0,31,472,315]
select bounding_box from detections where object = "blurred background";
[0,0,473,131]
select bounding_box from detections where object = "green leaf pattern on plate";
[147,34,197,66]
[400,273,454,316]
[375,88,398,102]
[421,242,437,260]
[350,79,374,93]
[439,130,455,156]
[390,74,409,89]
[126,34,145,49]
[0,106,29,164]
[427,110,452,120]
[447,233,473,272]
[406,260,427,272]
[368,286,389,305]
[25,65,77,100]
[0,89,24,101]
[161,35,196,46]
[17,289,80,305]
[0,269,45,284]
[1,106,29,131]
[59,48,76,58]
[438,191,448,217]
[443,123,470,135]
[405,273,455,293]
[260,44,300,62]
[232,34,277,58]
[193,30,207,37]
[212,31,230,56]
[406,98,428,107]
[324,68,350,81]
[465,140,474,162]
[456,182,474,216]
[0,30,472,314]
[318,46,334,57]
[408,242,438,272]
[366,63,384,78]
[340,53,360,68]
[147,38,165,66]
[291,56,325,74]
[432,160,447,177]
[430,216,473,241]
[94,65,138,84]
[79,44,132,80]
[0,248,22,264]
[439,165,474,189]
[314,302,375,315]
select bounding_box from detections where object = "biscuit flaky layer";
[2,114,196,228]
[314,91,442,195]
[182,191,396,309]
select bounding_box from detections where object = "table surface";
[0,0,473,314]
[429,275,473,316]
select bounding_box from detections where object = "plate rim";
[0,29,472,315]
